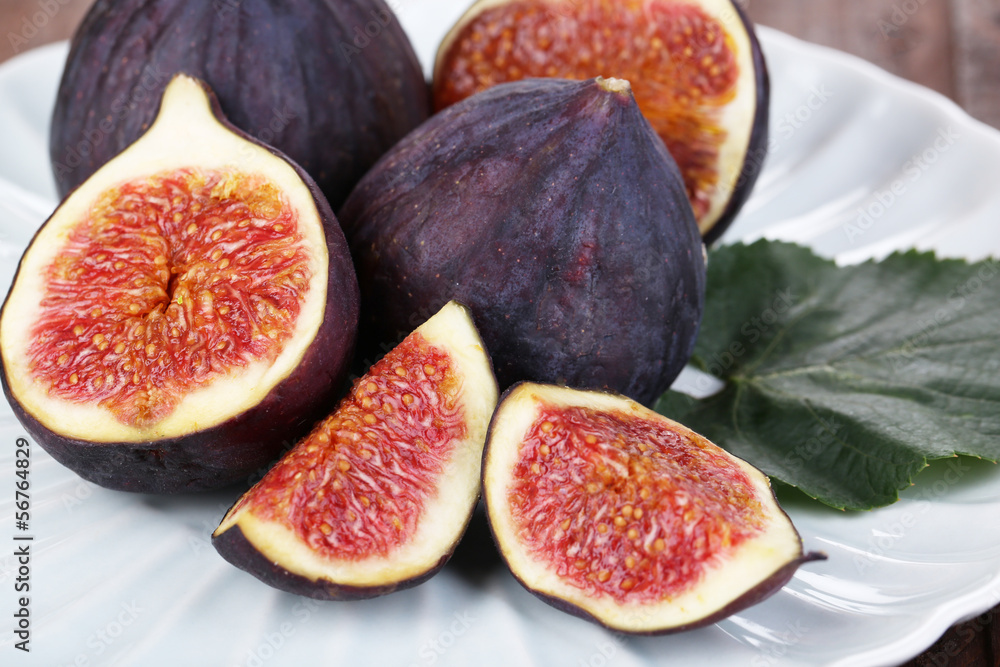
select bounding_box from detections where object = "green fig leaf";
[655,241,1000,510]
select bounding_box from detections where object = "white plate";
[2,4,1000,666]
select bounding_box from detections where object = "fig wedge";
[482,383,824,634]
[433,0,769,242]
[0,75,359,493]
[213,302,498,599]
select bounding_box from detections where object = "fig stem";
[596,77,632,95]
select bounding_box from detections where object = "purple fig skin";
[516,551,825,635]
[1,78,360,494]
[702,1,770,246]
[212,518,465,601]
[480,382,826,635]
[340,77,706,407]
[49,0,430,211]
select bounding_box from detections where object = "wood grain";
[743,0,999,129]
[904,607,1000,667]
[746,0,957,99]
[0,0,998,665]
[951,0,1000,129]
[0,0,92,62]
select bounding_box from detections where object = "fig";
[340,76,705,406]
[50,0,429,210]
[0,75,359,493]
[213,302,497,599]
[482,383,824,634]
[433,0,769,242]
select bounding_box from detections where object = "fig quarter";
[482,383,825,634]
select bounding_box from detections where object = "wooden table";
[1,1,998,665]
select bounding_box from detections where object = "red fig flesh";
[482,383,823,633]
[433,0,769,242]
[213,302,498,599]
[0,75,359,493]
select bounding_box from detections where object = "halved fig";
[433,0,769,242]
[482,383,823,634]
[0,75,359,493]
[213,302,498,599]
[341,76,704,407]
